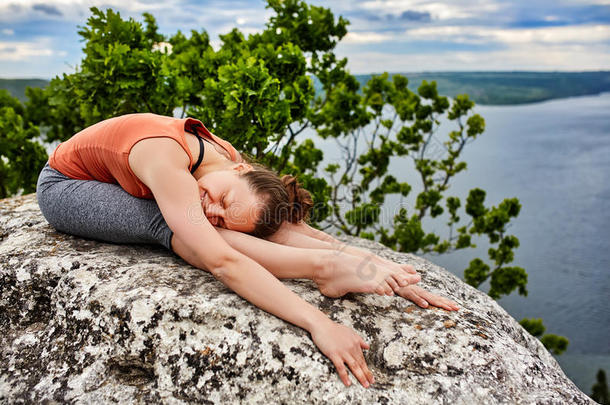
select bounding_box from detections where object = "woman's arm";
[268,221,417,276]
[268,221,393,260]
[173,228,413,296]
[211,227,325,280]
[267,221,459,311]
[138,141,375,387]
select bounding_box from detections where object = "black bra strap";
[190,135,204,174]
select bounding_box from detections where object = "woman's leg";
[36,162,174,251]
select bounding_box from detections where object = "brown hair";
[240,161,313,238]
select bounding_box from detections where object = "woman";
[36,113,458,388]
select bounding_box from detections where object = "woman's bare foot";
[313,252,421,298]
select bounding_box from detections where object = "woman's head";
[196,161,313,237]
[242,163,314,238]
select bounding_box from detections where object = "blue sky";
[1,0,609,78]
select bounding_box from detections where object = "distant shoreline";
[352,71,610,106]
[4,71,610,106]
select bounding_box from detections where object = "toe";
[386,276,400,292]
[393,273,409,287]
[401,264,417,274]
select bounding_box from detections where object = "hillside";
[3,72,610,106]
[313,71,610,105]
[352,71,610,105]
[0,78,49,102]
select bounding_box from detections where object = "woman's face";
[196,164,263,233]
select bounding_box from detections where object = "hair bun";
[281,175,313,223]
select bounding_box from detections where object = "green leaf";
[519,318,546,337]
[540,334,569,355]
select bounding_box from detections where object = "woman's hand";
[309,319,375,388]
[361,254,458,310]
[397,284,460,311]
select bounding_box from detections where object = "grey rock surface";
[0,193,593,404]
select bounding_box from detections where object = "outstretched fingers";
[404,272,421,285]
[330,355,373,388]
[346,355,370,388]
[399,285,460,311]
[391,271,420,288]
[357,339,375,384]
[330,355,352,387]
[311,322,375,390]
[399,285,429,308]
[360,337,370,350]
[329,342,375,388]
[332,351,375,388]
[416,286,459,311]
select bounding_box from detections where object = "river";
[311,92,610,394]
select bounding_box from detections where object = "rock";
[0,193,593,404]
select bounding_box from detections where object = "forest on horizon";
[2,71,610,106]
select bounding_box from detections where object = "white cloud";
[344,31,394,43]
[337,43,610,73]
[0,0,182,22]
[337,23,610,71]
[405,24,610,45]
[0,0,271,31]
[0,39,55,61]
[562,0,610,4]
[358,0,504,20]
[1,1,610,76]
[339,25,610,46]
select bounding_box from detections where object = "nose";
[204,201,223,225]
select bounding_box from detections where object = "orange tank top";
[48,113,242,199]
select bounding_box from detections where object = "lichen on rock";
[0,194,593,404]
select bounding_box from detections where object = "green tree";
[26,7,177,142]
[2,0,567,352]
[0,90,48,199]
[591,369,609,404]
[518,318,568,355]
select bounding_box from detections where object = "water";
[311,93,610,394]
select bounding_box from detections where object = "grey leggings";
[36,161,174,252]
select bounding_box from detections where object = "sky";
[0,0,609,79]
